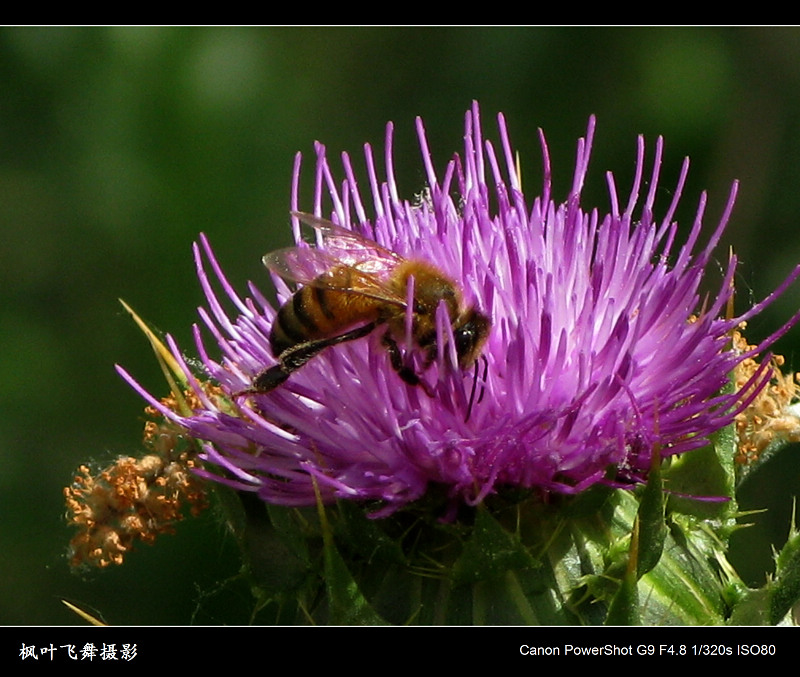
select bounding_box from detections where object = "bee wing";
[264,213,407,306]
[263,247,408,307]
[263,246,345,285]
[290,211,403,271]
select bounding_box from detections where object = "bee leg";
[382,332,434,396]
[249,364,291,393]
[244,322,378,394]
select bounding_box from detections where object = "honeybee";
[246,212,490,416]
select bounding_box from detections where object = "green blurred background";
[4,26,800,625]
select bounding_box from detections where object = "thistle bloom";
[119,103,800,517]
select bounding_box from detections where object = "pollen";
[65,399,208,569]
[733,327,800,464]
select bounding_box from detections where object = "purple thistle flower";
[119,102,800,517]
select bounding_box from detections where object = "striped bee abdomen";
[269,280,381,357]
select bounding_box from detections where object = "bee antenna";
[465,355,488,423]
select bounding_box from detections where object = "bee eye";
[454,323,477,358]
[453,311,490,365]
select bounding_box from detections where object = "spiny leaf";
[769,503,800,624]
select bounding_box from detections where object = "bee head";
[453,308,491,368]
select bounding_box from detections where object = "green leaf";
[728,587,772,625]
[637,516,729,624]
[215,487,311,598]
[769,506,800,624]
[315,489,388,625]
[334,500,407,566]
[452,506,537,584]
[636,456,667,577]
[664,426,737,523]
[605,565,639,625]
[451,506,574,625]
[321,532,389,625]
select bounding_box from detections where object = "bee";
[246,212,490,417]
